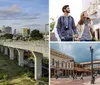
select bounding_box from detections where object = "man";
[56,5,79,41]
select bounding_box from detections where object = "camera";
[64,26,68,30]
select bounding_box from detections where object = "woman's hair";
[78,11,91,25]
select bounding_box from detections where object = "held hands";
[74,34,80,41]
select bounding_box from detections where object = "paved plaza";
[51,76,100,85]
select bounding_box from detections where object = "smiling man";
[56,5,79,41]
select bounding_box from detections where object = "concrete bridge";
[0,40,49,80]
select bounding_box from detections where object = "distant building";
[22,28,30,37]
[2,25,6,33]
[2,26,12,34]
[80,60,100,75]
[5,26,12,34]
[50,48,74,78]
[13,29,16,35]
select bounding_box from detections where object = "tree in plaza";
[30,29,43,40]
[50,18,55,32]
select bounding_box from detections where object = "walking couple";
[57,5,95,41]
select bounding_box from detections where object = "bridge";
[0,40,49,80]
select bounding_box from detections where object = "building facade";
[22,28,30,37]
[2,26,12,34]
[2,25,6,33]
[50,48,74,78]
[80,60,100,75]
[74,63,91,76]
[5,26,12,34]
[87,0,100,40]
[50,49,92,78]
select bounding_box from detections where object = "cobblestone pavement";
[51,76,100,85]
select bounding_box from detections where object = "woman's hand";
[89,24,93,29]
[74,34,80,41]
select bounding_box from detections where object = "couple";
[57,5,95,41]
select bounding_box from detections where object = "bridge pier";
[17,49,24,66]
[4,47,8,55]
[9,47,14,60]
[32,52,43,80]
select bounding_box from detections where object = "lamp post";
[90,46,94,84]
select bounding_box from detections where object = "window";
[66,62,67,67]
[62,61,63,67]
[52,59,54,65]
[58,60,59,67]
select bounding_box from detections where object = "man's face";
[65,7,70,13]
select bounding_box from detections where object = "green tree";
[50,18,55,32]
[4,34,13,39]
[50,22,55,32]
[0,34,13,39]
[30,29,43,40]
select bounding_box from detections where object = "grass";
[0,53,48,85]
[0,53,25,79]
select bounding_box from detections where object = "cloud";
[51,43,100,63]
[23,24,41,27]
[95,49,100,55]
[12,22,21,25]
[0,4,41,20]
[0,4,20,16]
[0,15,40,20]
[95,55,100,59]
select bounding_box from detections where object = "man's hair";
[62,5,69,12]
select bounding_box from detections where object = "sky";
[51,43,100,63]
[0,0,49,33]
[82,0,92,11]
[50,0,82,25]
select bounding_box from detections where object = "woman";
[77,11,95,41]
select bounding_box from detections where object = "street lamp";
[90,46,94,84]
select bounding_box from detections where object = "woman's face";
[83,11,88,18]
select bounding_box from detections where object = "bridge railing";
[1,40,49,57]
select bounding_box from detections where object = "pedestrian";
[56,5,79,41]
[80,74,83,81]
[77,11,95,41]
[72,75,75,81]
[55,72,58,79]
[75,74,77,79]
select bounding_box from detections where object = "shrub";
[3,74,8,81]
[25,71,34,79]
[0,73,3,80]
[3,80,10,85]
[40,77,49,82]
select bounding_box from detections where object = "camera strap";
[60,16,71,29]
